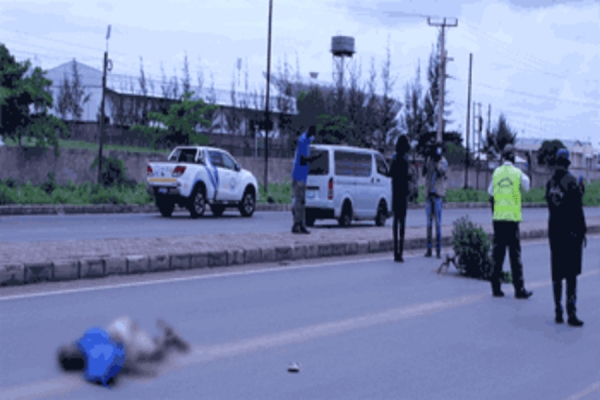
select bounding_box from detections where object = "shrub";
[90,156,129,187]
[39,172,57,195]
[452,215,494,280]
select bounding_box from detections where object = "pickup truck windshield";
[169,148,198,163]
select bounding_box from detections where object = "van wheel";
[188,185,206,219]
[156,196,174,217]
[375,200,387,227]
[338,202,352,227]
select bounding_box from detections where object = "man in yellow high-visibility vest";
[487,144,533,299]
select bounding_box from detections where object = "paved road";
[1,237,599,399]
[2,207,600,242]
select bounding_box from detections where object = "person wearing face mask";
[422,144,448,259]
[545,148,587,326]
[389,135,411,262]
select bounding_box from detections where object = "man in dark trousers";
[545,148,587,326]
[390,135,411,262]
[487,144,533,299]
[291,126,318,234]
[423,145,448,259]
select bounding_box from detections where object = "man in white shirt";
[487,144,533,299]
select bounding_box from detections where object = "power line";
[452,77,600,108]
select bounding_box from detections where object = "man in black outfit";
[389,135,411,262]
[545,148,587,326]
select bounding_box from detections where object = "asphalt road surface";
[1,207,599,242]
[1,237,599,399]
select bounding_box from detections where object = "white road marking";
[566,381,600,400]
[2,269,599,400]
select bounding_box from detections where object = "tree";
[131,92,215,149]
[485,113,517,156]
[379,39,400,151]
[399,62,427,154]
[537,139,566,167]
[69,60,91,125]
[181,53,191,95]
[0,44,67,155]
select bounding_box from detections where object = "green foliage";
[316,114,351,145]
[452,215,494,280]
[258,181,292,204]
[131,91,215,150]
[444,142,467,166]
[484,113,517,157]
[90,155,135,188]
[0,44,68,156]
[537,139,565,167]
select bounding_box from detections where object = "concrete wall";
[0,146,294,187]
[0,145,598,188]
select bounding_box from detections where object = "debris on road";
[287,362,301,373]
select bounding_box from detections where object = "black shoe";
[515,289,533,299]
[436,249,441,259]
[292,224,302,233]
[394,255,404,263]
[492,290,505,298]
[555,310,564,324]
[424,249,432,258]
[299,225,310,234]
[567,315,584,327]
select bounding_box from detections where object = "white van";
[304,144,392,227]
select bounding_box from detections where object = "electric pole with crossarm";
[427,17,458,145]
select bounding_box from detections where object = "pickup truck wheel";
[188,186,206,218]
[210,204,225,217]
[156,196,175,218]
[239,190,255,217]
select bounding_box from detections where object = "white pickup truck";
[146,146,259,218]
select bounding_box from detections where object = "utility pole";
[428,17,458,145]
[263,0,273,197]
[474,102,482,190]
[97,24,111,185]
[464,53,473,189]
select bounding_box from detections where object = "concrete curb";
[0,202,557,216]
[2,224,598,288]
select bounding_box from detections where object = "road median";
[2,217,599,287]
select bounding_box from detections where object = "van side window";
[308,149,329,175]
[375,154,388,176]
[334,151,372,177]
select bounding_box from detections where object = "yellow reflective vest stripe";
[493,165,522,222]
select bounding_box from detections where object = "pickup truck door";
[206,150,225,201]
[220,151,242,201]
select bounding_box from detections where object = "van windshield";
[308,149,328,175]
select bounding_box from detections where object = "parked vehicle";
[146,146,258,218]
[304,144,392,227]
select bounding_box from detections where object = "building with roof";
[514,137,598,171]
[44,60,298,140]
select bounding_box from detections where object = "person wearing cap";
[422,144,448,259]
[291,126,319,234]
[487,144,533,299]
[389,135,411,262]
[545,148,587,326]
[57,316,189,386]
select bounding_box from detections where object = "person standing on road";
[423,145,448,259]
[545,148,587,326]
[390,135,411,262]
[487,144,533,299]
[291,126,318,234]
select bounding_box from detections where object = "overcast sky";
[1,0,599,144]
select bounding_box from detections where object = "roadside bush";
[90,156,129,187]
[452,215,494,280]
[0,184,17,205]
[39,172,57,195]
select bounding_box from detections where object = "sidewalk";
[2,216,599,287]
[0,202,549,216]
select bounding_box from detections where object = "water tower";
[331,36,355,89]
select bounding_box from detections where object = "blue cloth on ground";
[76,327,126,387]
